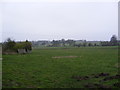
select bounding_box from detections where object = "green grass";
[2,46,119,88]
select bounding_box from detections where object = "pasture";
[2,46,119,88]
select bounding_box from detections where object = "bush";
[3,38,32,54]
[3,38,16,52]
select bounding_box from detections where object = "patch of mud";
[52,56,78,59]
[72,73,109,81]
[113,83,120,87]
[72,75,89,81]
[100,74,120,82]
[92,73,109,78]
[84,83,111,88]
[72,73,120,88]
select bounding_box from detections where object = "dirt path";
[52,56,78,59]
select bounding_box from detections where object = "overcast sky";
[1,0,118,42]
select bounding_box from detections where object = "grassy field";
[2,46,119,88]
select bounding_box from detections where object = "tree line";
[47,35,119,47]
[101,35,119,46]
[2,35,119,54]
